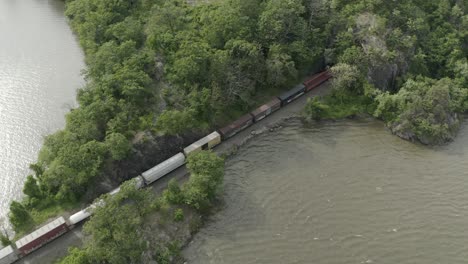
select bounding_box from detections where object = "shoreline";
[16,81,332,264]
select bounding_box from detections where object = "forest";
[303,0,468,145]
[5,0,468,262]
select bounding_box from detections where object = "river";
[1,2,468,263]
[0,0,84,225]
[184,118,468,264]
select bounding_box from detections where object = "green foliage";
[163,179,184,205]
[330,63,364,96]
[23,175,43,200]
[59,248,92,264]
[9,201,33,233]
[183,151,225,210]
[105,132,131,160]
[173,208,184,222]
[155,241,182,264]
[303,94,373,121]
[15,0,331,232]
[15,0,468,244]
[374,77,468,144]
[60,180,151,264]
[0,233,11,247]
[302,97,330,121]
[147,0,325,131]
[0,218,11,247]
[156,109,197,135]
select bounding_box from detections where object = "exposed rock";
[85,131,204,202]
[355,13,409,91]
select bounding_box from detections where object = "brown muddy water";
[184,118,468,264]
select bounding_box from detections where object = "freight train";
[0,70,331,264]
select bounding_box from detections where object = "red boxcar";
[15,216,69,256]
[250,98,281,122]
[303,70,332,92]
[218,114,254,139]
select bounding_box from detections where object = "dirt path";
[18,81,331,264]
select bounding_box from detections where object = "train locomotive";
[0,70,331,263]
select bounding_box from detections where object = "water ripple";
[185,120,468,264]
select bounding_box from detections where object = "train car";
[183,131,221,156]
[141,153,186,185]
[218,114,254,140]
[250,98,281,122]
[109,187,121,196]
[278,84,305,106]
[69,176,144,227]
[69,207,92,226]
[0,246,18,264]
[15,216,69,256]
[303,70,331,92]
[134,176,145,189]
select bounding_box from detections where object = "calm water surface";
[184,119,468,264]
[0,0,84,223]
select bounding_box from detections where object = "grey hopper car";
[141,153,186,185]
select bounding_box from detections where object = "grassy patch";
[14,200,80,239]
[303,93,375,121]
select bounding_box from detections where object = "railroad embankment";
[15,81,331,264]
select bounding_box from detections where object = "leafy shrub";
[303,97,330,121]
[173,209,184,222]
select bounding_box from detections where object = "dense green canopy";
[9,0,468,245]
[59,151,224,263]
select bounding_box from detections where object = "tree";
[60,180,152,264]
[156,109,196,135]
[173,208,184,222]
[23,175,43,200]
[374,77,468,145]
[9,201,33,232]
[266,44,297,86]
[163,179,184,204]
[59,247,92,264]
[258,0,307,45]
[105,133,131,160]
[0,218,11,246]
[303,97,330,121]
[329,63,363,103]
[183,151,225,210]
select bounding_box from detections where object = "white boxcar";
[0,246,18,264]
[69,199,105,226]
[69,207,92,226]
[109,187,120,196]
[183,131,221,156]
[142,153,186,185]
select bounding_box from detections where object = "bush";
[0,233,11,247]
[173,209,184,222]
[303,97,330,121]
[9,201,33,233]
[163,179,184,205]
[105,133,131,161]
[374,77,468,144]
[183,151,225,210]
